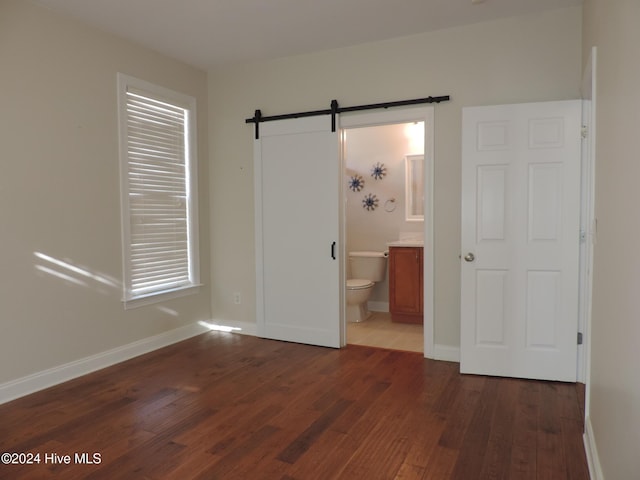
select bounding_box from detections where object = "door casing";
[340,107,435,358]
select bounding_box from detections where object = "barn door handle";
[331,241,336,260]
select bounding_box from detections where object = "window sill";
[123,284,202,310]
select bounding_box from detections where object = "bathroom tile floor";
[346,311,423,353]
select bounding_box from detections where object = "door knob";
[464,253,475,262]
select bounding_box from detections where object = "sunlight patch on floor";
[198,321,242,333]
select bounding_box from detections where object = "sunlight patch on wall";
[156,306,179,317]
[35,265,88,287]
[34,252,120,292]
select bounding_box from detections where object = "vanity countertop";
[387,240,424,247]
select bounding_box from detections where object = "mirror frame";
[405,153,425,222]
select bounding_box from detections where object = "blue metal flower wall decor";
[371,162,387,180]
[362,193,379,211]
[348,175,365,192]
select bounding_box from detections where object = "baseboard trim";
[0,322,210,405]
[367,301,389,313]
[584,415,604,480]
[434,344,460,362]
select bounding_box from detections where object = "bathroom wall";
[344,123,423,307]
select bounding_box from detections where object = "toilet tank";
[349,251,388,282]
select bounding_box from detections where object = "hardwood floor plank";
[421,445,459,480]
[561,417,591,480]
[336,417,414,479]
[394,413,446,475]
[477,378,518,479]
[0,332,589,480]
[283,381,392,480]
[507,380,540,480]
[435,375,484,450]
[194,424,281,480]
[277,398,352,464]
[82,408,216,480]
[537,382,568,480]
[394,462,427,479]
[558,384,590,480]
[2,396,137,454]
[396,362,457,473]
[448,377,499,479]
[335,355,435,479]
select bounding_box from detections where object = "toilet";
[346,251,388,323]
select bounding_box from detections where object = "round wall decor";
[362,193,379,211]
[348,175,365,192]
[371,162,387,180]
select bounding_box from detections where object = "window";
[117,74,199,308]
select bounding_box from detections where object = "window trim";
[117,73,200,309]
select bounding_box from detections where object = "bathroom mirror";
[405,154,424,221]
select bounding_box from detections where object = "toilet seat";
[347,279,374,290]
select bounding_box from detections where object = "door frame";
[340,106,435,358]
[580,46,597,415]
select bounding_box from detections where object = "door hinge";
[581,125,588,139]
[580,230,587,243]
[577,332,583,345]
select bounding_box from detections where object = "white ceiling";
[33,0,583,70]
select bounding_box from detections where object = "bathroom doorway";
[340,107,434,356]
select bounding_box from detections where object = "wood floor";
[0,332,589,479]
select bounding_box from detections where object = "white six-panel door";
[254,116,341,348]
[460,100,581,382]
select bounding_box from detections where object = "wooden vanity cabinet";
[389,246,423,324]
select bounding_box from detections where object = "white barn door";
[460,100,581,382]
[254,116,341,348]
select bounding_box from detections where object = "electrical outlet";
[233,292,241,305]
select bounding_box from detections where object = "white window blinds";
[118,74,199,307]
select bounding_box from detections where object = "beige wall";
[0,0,210,384]
[208,6,582,347]
[582,1,640,478]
